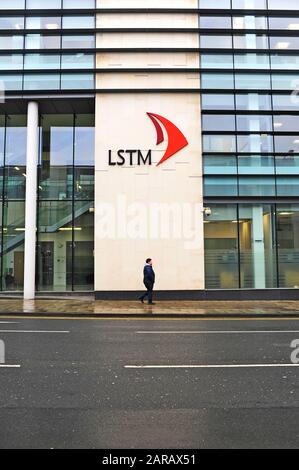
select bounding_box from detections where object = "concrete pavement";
[0,298,299,316]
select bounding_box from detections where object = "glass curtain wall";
[0,115,27,291]
[37,113,94,292]
[204,204,299,289]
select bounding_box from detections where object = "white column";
[252,206,266,289]
[23,101,39,300]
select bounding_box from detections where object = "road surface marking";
[0,364,21,368]
[0,322,19,324]
[125,364,299,369]
[0,315,299,322]
[136,330,299,334]
[0,330,69,334]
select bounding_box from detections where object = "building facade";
[0,0,299,299]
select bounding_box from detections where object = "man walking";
[139,258,155,305]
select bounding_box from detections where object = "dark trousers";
[140,282,154,304]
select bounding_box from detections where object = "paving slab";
[0,298,299,317]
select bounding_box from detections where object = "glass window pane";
[201,94,235,110]
[204,204,239,289]
[269,17,299,29]
[27,0,61,7]
[235,94,272,110]
[239,177,276,196]
[61,53,94,69]
[0,115,5,168]
[239,205,277,289]
[26,17,61,30]
[0,55,23,70]
[202,115,236,131]
[236,115,273,132]
[201,54,233,69]
[200,16,231,29]
[232,0,267,8]
[234,54,270,69]
[5,115,27,199]
[238,155,275,174]
[0,74,22,91]
[204,155,237,175]
[235,73,271,90]
[277,177,299,196]
[277,205,299,288]
[64,0,95,7]
[199,0,231,7]
[233,35,269,49]
[39,114,74,200]
[37,201,72,292]
[0,17,24,29]
[272,94,299,110]
[275,136,299,153]
[271,54,299,70]
[0,0,24,8]
[204,177,238,197]
[270,37,299,50]
[200,35,232,49]
[273,115,299,132]
[25,34,61,49]
[63,16,95,29]
[203,135,236,153]
[73,201,94,291]
[61,73,94,89]
[24,54,60,69]
[0,36,23,50]
[62,35,95,48]
[272,74,299,90]
[268,0,299,10]
[237,134,273,153]
[23,74,60,90]
[276,155,299,174]
[74,114,94,200]
[2,202,25,292]
[233,16,268,29]
[201,73,234,89]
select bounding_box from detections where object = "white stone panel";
[94,93,204,292]
[96,52,199,68]
[97,0,198,8]
[96,72,200,89]
[97,13,199,28]
[97,32,199,49]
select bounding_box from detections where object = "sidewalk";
[0,298,299,317]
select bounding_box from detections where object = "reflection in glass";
[277,206,299,289]
[239,205,277,288]
[204,204,239,289]
[5,115,27,199]
[2,201,25,291]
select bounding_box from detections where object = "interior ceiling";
[0,96,95,114]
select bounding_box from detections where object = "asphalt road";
[0,315,298,449]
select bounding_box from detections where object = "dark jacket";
[143,264,155,286]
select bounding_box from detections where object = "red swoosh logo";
[147,112,188,166]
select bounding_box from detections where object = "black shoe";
[139,297,144,304]
[148,302,156,305]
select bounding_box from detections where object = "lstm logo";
[108,112,188,167]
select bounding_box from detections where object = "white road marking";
[0,330,69,334]
[0,322,19,324]
[0,364,21,368]
[125,364,299,369]
[136,330,299,334]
